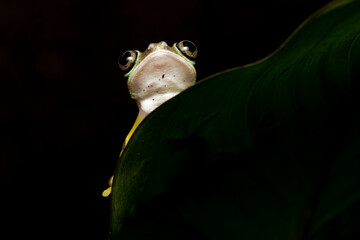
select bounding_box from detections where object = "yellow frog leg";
[102,113,145,197]
[102,186,112,197]
[124,114,143,147]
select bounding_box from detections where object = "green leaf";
[110,0,360,239]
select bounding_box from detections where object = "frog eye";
[118,50,138,72]
[176,40,198,60]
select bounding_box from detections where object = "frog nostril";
[148,43,155,49]
[160,41,168,47]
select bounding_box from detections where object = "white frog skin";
[102,40,197,197]
[123,40,197,144]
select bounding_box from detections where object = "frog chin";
[138,92,179,115]
[128,49,196,117]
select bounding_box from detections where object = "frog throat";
[127,50,196,115]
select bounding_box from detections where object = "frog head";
[118,40,197,117]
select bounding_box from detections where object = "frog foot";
[102,175,114,197]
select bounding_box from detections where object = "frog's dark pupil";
[182,40,196,53]
[120,51,132,66]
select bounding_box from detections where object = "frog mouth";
[129,50,196,81]
[128,49,196,89]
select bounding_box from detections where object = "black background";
[1,0,331,239]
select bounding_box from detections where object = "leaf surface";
[111,1,360,239]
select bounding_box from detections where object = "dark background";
[1,0,331,239]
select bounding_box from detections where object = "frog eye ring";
[118,50,138,72]
[176,40,198,60]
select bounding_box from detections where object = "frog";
[102,40,198,197]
